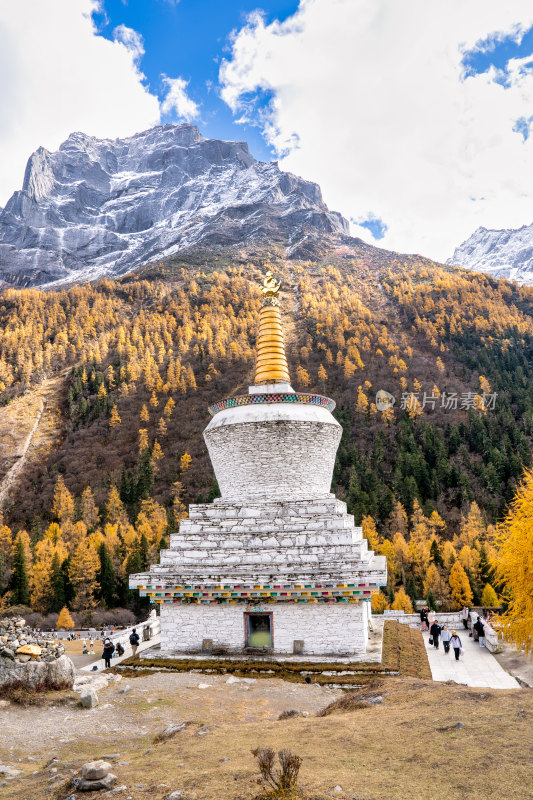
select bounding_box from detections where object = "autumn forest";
[1,247,532,635]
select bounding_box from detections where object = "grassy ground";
[1,674,531,800]
[1,624,530,800]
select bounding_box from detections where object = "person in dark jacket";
[430,620,442,649]
[420,607,429,632]
[474,616,485,647]
[129,628,140,656]
[102,638,115,669]
[116,642,125,657]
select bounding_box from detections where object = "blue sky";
[92,0,299,163]
[5,1,533,260]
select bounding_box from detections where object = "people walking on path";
[129,628,140,656]
[450,630,462,661]
[427,609,436,629]
[102,638,115,669]
[441,624,451,654]
[430,619,442,649]
[474,616,485,647]
[420,607,429,631]
[461,606,469,630]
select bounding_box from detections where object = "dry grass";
[2,674,531,800]
[0,685,78,707]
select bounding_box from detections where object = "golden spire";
[254,270,291,385]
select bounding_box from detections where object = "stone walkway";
[79,634,160,673]
[422,627,520,689]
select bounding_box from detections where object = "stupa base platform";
[158,600,375,657]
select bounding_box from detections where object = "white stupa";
[130,272,387,656]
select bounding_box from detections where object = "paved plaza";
[422,627,520,689]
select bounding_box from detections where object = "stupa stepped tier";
[130,272,387,656]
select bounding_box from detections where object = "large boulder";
[0,653,75,692]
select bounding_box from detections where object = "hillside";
[1,244,533,612]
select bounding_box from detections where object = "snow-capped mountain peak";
[0,124,348,287]
[448,222,533,285]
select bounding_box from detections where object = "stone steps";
[159,543,369,566]
[168,531,367,549]
[142,557,386,583]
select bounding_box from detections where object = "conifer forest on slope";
[1,245,533,617]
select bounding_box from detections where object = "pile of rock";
[74,760,117,792]
[0,616,65,663]
[0,616,74,693]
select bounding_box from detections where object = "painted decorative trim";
[134,580,379,605]
[208,392,336,416]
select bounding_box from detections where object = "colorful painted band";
[135,580,380,604]
[208,392,336,416]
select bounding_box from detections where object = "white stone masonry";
[134,496,386,585]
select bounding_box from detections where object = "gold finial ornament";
[254,271,291,385]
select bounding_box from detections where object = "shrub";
[252,747,302,797]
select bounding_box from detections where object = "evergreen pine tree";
[426,589,437,611]
[429,538,443,567]
[136,449,154,501]
[50,551,65,612]
[139,534,149,571]
[406,574,418,610]
[97,543,116,608]
[10,536,30,605]
[478,544,495,586]
[61,557,75,607]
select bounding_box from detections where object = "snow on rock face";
[0,124,348,287]
[448,224,533,285]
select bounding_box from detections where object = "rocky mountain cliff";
[448,223,533,285]
[0,124,349,287]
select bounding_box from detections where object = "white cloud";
[113,23,145,62]
[219,1,533,261]
[160,75,200,121]
[0,0,160,205]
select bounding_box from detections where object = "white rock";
[225,676,241,684]
[82,760,111,780]
[80,687,99,709]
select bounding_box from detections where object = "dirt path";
[0,398,46,509]
[0,373,68,511]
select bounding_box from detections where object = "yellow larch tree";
[371,591,388,614]
[52,476,75,525]
[80,486,100,531]
[494,466,533,655]
[56,606,75,630]
[69,540,100,611]
[138,428,149,453]
[180,452,192,474]
[296,365,311,387]
[109,403,121,427]
[448,562,473,609]
[481,584,499,607]
[106,485,126,525]
[390,587,414,613]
